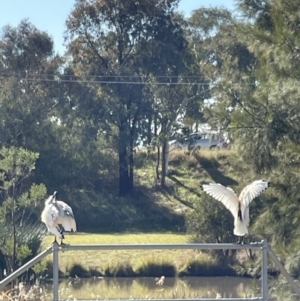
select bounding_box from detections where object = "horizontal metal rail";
[72,299,262,301]
[0,246,53,290]
[60,242,264,251]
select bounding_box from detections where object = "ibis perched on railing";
[41,191,76,244]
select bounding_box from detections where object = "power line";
[0,74,256,86]
[0,76,214,85]
[0,71,257,81]
[0,79,205,85]
[0,72,213,79]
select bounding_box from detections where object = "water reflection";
[43,276,260,300]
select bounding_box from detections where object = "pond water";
[41,276,261,300]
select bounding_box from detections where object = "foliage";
[0,146,47,278]
[186,194,234,244]
[186,0,300,259]
[186,193,237,264]
[230,0,300,255]
[0,20,63,149]
[0,281,47,301]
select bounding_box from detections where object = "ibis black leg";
[236,236,242,244]
[60,232,65,245]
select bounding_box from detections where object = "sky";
[0,0,235,54]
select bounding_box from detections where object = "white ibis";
[41,191,76,244]
[202,180,269,243]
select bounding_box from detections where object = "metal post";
[261,240,268,301]
[52,241,59,301]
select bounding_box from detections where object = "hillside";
[72,148,259,233]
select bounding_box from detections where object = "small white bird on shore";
[41,191,76,244]
[201,179,269,244]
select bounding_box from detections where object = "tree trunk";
[154,113,160,181]
[156,145,160,180]
[128,137,134,191]
[165,141,169,176]
[161,140,167,187]
[118,123,129,196]
[118,147,129,196]
[147,114,152,145]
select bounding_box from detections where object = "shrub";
[136,261,176,277]
[185,194,237,265]
[0,222,47,282]
[179,259,236,277]
[68,263,90,278]
[105,262,136,277]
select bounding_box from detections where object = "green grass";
[41,232,222,278]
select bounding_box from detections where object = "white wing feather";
[61,216,76,232]
[41,202,76,232]
[41,205,59,225]
[239,180,269,207]
[202,183,239,217]
[55,200,76,232]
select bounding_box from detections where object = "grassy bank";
[67,149,240,233]
[38,232,236,278]
[33,150,253,279]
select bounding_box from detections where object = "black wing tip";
[201,183,210,191]
[261,180,270,187]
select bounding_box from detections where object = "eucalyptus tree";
[187,6,257,136]
[0,20,64,151]
[65,0,188,196]
[151,77,205,187]
[184,7,231,128]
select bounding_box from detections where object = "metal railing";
[0,240,300,301]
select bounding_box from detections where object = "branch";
[166,94,196,131]
[85,29,108,69]
[231,92,266,126]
